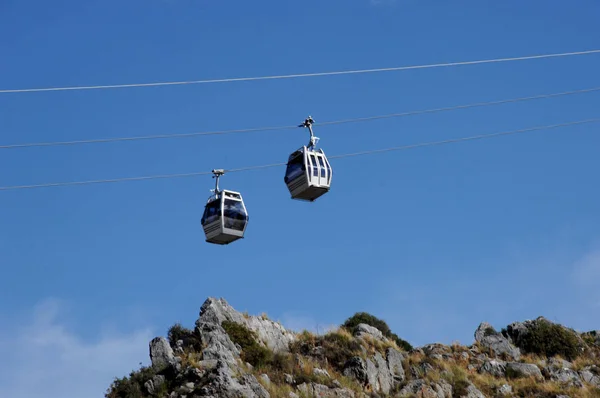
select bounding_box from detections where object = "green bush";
[105,366,160,398]
[517,319,581,360]
[342,312,413,351]
[167,323,203,352]
[221,320,273,368]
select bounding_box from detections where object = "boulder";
[149,337,178,371]
[579,366,600,387]
[505,362,544,380]
[354,323,385,341]
[474,322,521,361]
[478,359,506,377]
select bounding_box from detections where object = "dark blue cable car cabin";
[284,146,332,201]
[200,190,249,245]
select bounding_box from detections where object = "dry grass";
[518,352,546,367]
[176,349,203,369]
[573,356,598,371]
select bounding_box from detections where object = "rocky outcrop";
[474,322,521,361]
[150,337,178,368]
[197,297,295,353]
[106,297,600,398]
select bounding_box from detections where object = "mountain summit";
[105,297,600,398]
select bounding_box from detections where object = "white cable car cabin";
[200,170,249,245]
[284,117,332,202]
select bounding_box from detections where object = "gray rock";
[179,382,195,394]
[435,379,453,398]
[284,373,294,384]
[474,322,521,361]
[423,343,451,359]
[478,359,506,377]
[386,347,406,383]
[355,323,384,341]
[462,384,485,398]
[343,357,369,386]
[195,321,240,363]
[547,357,573,369]
[150,337,177,371]
[197,297,295,352]
[313,367,331,378]
[343,351,398,395]
[144,374,166,395]
[297,382,355,397]
[497,384,512,395]
[580,366,600,387]
[397,379,440,397]
[544,366,581,385]
[197,359,219,370]
[198,360,270,398]
[411,361,435,379]
[371,352,392,395]
[259,374,270,386]
[505,362,543,380]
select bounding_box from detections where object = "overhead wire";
[1,118,597,192]
[2,86,599,149]
[1,49,599,94]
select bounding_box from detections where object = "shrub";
[105,365,160,398]
[289,330,363,373]
[343,312,392,336]
[321,332,363,370]
[342,312,413,351]
[484,326,497,336]
[167,323,203,352]
[221,320,273,368]
[516,319,581,360]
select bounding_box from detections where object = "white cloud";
[0,298,154,398]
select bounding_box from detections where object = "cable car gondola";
[284,116,332,202]
[200,169,249,245]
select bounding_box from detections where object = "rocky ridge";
[106,297,600,398]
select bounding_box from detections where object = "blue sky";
[1,0,600,396]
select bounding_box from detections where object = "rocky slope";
[106,297,600,398]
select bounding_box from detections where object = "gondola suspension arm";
[211,169,225,197]
[299,116,319,150]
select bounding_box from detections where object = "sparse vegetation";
[221,320,274,368]
[341,311,413,351]
[484,326,498,336]
[290,328,363,372]
[105,365,162,398]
